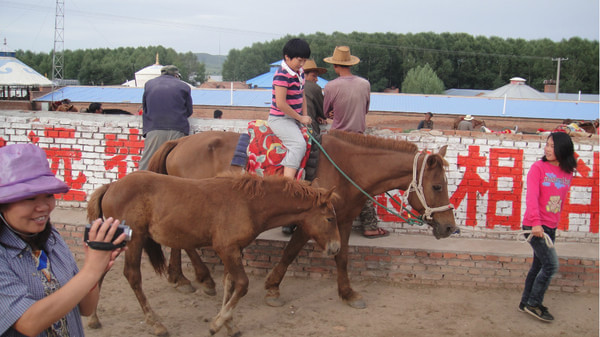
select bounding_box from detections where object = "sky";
[1,0,598,56]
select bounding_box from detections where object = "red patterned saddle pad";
[246,120,311,179]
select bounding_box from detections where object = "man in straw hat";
[303,59,327,136]
[322,46,389,239]
[457,114,474,131]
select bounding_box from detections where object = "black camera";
[84,221,132,250]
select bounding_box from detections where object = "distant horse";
[87,171,340,336]
[147,129,457,310]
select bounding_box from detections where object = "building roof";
[0,56,52,86]
[483,77,548,100]
[246,60,328,89]
[34,86,598,121]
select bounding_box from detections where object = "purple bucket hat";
[0,144,69,204]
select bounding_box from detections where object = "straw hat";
[303,59,327,75]
[323,46,360,66]
[464,115,474,121]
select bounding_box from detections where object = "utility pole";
[52,0,65,86]
[552,57,568,100]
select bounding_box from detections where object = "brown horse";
[87,171,340,336]
[148,129,457,309]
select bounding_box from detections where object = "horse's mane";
[216,173,329,206]
[327,130,418,154]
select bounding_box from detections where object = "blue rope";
[306,128,426,226]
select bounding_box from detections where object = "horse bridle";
[399,151,454,221]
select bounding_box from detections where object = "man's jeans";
[521,226,558,307]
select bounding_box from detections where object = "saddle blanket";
[245,120,312,180]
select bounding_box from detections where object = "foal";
[87,171,340,336]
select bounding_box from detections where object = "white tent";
[122,63,163,87]
[0,56,52,86]
[483,77,547,100]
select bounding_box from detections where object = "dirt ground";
[83,259,598,337]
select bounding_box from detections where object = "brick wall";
[2,108,593,294]
[1,110,598,243]
[52,219,599,294]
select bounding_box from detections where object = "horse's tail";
[143,238,166,275]
[87,184,110,223]
[147,140,179,174]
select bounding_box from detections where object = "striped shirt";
[1,226,84,337]
[269,61,305,117]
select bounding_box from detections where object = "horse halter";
[400,151,454,221]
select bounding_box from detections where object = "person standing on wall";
[519,132,576,322]
[138,65,193,170]
[322,46,389,239]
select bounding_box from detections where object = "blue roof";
[35,86,599,121]
[246,60,328,89]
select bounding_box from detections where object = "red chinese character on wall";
[561,151,599,233]
[486,148,524,230]
[450,145,490,227]
[32,128,87,202]
[104,129,144,178]
[374,190,416,223]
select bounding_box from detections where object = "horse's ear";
[323,186,337,202]
[438,145,448,158]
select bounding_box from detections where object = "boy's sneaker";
[525,304,554,322]
[518,302,526,312]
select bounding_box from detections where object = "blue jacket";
[142,74,193,136]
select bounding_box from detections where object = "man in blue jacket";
[138,65,193,170]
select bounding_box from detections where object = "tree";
[401,64,445,94]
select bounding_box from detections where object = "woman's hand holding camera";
[83,217,127,276]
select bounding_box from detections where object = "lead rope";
[518,230,555,248]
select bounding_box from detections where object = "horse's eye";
[327,217,335,223]
[433,185,442,191]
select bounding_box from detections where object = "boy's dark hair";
[283,38,311,59]
[213,109,223,118]
[543,132,577,173]
[88,102,102,113]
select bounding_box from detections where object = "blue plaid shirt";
[0,225,83,337]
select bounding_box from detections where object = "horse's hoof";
[229,331,242,337]
[203,287,217,296]
[154,326,169,337]
[345,298,367,309]
[87,319,101,329]
[199,283,217,296]
[174,283,196,294]
[209,328,217,336]
[264,295,285,307]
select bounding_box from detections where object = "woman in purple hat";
[0,143,126,337]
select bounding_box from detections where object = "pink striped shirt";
[269,61,305,116]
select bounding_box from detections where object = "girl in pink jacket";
[519,132,576,322]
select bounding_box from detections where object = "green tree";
[401,64,445,94]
